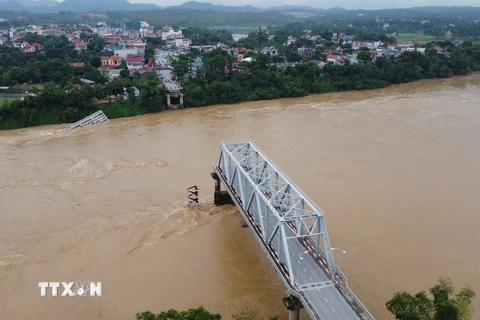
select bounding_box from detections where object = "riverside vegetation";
[136,278,475,320]
[0,28,479,130]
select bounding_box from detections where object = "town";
[0,13,479,129]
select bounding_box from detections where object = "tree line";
[136,278,475,320]
[180,41,479,108]
[0,74,165,130]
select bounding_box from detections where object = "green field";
[210,25,266,34]
[0,97,19,106]
[388,33,441,44]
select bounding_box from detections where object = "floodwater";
[1,74,479,320]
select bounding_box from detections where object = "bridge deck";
[213,141,374,320]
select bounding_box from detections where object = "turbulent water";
[1,74,479,320]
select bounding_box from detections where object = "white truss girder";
[214,140,336,284]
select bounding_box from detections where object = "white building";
[161,26,182,40]
[174,37,192,49]
[114,47,138,60]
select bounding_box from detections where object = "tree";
[357,51,372,62]
[386,278,476,320]
[136,306,221,320]
[137,306,281,320]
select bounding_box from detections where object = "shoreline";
[1,72,479,132]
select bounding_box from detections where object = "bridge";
[211,141,375,320]
[162,79,184,110]
[64,110,109,132]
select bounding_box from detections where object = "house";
[342,34,354,43]
[65,33,76,42]
[297,46,315,60]
[128,43,146,54]
[452,39,464,47]
[161,25,182,40]
[174,37,192,49]
[69,62,85,67]
[123,86,140,99]
[387,43,398,51]
[327,54,346,66]
[327,45,343,54]
[13,40,29,49]
[101,55,122,67]
[261,47,278,56]
[287,36,296,46]
[99,66,121,79]
[105,36,122,45]
[119,37,141,45]
[126,54,144,70]
[114,47,138,60]
[104,45,123,52]
[73,39,87,51]
[445,31,453,38]
[432,45,443,51]
[199,45,215,53]
[308,59,326,69]
[21,43,44,53]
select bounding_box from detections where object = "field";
[210,25,266,34]
[0,97,19,106]
[388,33,440,44]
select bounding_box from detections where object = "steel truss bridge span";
[212,141,375,320]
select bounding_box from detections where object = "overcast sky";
[128,0,480,10]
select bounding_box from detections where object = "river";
[1,74,479,320]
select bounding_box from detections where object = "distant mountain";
[0,0,27,10]
[1,0,480,16]
[54,0,161,12]
[131,3,161,10]
[328,6,347,11]
[266,5,325,12]
[17,0,58,7]
[169,1,262,12]
[57,0,134,12]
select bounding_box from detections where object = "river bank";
[1,44,479,130]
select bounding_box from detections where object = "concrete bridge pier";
[211,172,234,205]
[283,295,303,320]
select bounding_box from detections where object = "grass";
[0,97,19,106]
[388,33,441,44]
[210,25,265,34]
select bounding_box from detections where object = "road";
[154,49,174,80]
[266,217,360,320]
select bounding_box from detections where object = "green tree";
[357,51,372,62]
[136,306,221,320]
[386,278,476,320]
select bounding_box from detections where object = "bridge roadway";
[284,229,359,320]
[238,192,361,320]
[213,141,373,320]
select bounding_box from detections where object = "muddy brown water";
[1,74,479,320]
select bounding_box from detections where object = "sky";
[127,0,480,9]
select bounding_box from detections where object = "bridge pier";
[211,172,234,205]
[283,295,303,320]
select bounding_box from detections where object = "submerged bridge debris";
[64,110,109,132]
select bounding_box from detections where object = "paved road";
[266,217,360,320]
